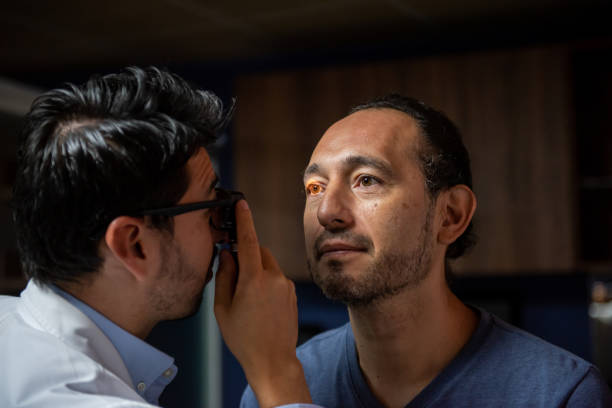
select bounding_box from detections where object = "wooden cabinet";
[574,48,612,271]
[233,45,579,280]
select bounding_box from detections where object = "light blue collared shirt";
[51,286,177,406]
[51,286,322,408]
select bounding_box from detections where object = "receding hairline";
[348,106,427,165]
[303,108,425,182]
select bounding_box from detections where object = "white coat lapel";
[19,280,134,388]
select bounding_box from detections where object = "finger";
[234,199,262,271]
[260,246,282,276]
[214,250,237,315]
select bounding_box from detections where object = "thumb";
[214,249,237,316]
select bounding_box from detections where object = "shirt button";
[137,382,146,393]
[163,368,174,378]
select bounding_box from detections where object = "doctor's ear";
[437,184,477,246]
[104,216,156,282]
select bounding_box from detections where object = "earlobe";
[438,185,477,245]
[105,216,151,282]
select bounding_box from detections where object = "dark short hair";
[12,66,233,286]
[350,94,476,260]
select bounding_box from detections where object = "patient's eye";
[356,175,380,187]
[360,176,375,186]
[306,183,325,195]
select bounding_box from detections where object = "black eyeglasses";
[134,188,245,242]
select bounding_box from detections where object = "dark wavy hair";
[351,94,476,261]
[12,66,233,285]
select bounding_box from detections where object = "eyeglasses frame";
[134,188,244,218]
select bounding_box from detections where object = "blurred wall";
[232,45,575,281]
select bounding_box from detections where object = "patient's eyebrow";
[303,155,393,181]
[303,163,321,180]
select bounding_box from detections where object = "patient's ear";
[104,216,156,282]
[437,185,477,245]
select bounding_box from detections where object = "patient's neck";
[348,273,477,408]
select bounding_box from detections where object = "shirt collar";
[50,285,177,404]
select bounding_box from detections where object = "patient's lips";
[317,240,368,260]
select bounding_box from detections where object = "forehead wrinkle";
[342,155,392,177]
[355,107,422,158]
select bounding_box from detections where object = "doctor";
[0,67,315,407]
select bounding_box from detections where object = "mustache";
[313,230,373,260]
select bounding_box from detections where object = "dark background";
[1,1,612,407]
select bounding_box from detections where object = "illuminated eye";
[306,183,323,195]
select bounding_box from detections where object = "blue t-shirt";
[241,308,612,407]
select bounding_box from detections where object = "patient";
[242,94,612,407]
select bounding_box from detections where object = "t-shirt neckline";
[344,306,493,408]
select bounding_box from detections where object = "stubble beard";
[307,208,434,308]
[151,239,206,320]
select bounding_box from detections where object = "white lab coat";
[0,280,157,407]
